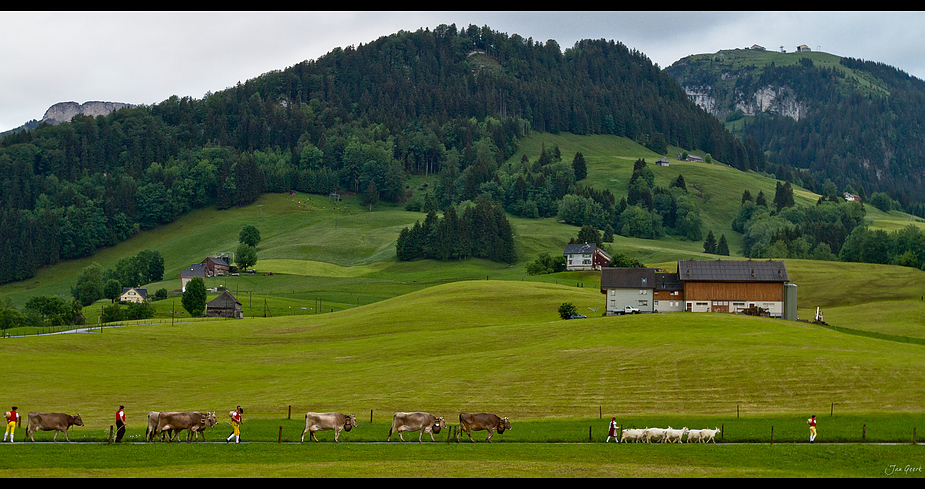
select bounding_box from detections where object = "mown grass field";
[1,133,923,477]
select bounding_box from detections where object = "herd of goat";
[618,426,722,443]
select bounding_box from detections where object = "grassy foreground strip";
[0,442,920,478]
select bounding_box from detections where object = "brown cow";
[387,412,446,442]
[300,412,358,443]
[146,411,179,442]
[27,412,84,442]
[457,413,511,443]
[154,411,217,442]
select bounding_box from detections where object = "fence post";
[278,426,283,443]
[863,424,866,441]
[770,426,774,445]
[288,405,291,420]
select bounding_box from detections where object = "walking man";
[115,406,126,442]
[226,406,243,443]
[807,415,817,443]
[4,407,19,443]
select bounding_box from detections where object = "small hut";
[205,290,243,319]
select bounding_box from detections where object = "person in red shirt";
[807,415,817,443]
[115,406,126,442]
[4,407,20,443]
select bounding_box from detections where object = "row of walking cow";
[24,410,511,444]
[619,426,722,444]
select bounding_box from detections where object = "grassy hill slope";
[3,280,923,430]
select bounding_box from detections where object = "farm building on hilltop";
[600,259,796,319]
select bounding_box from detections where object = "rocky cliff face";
[683,85,806,122]
[41,101,134,125]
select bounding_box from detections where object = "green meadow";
[0,133,922,477]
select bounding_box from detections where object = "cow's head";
[72,414,84,426]
[432,416,446,433]
[344,414,358,431]
[206,412,217,427]
[498,417,511,433]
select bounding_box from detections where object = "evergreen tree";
[741,189,753,204]
[703,230,717,254]
[572,152,587,181]
[716,234,730,256]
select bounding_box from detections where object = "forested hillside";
[0,24,759,286]
[666,49,925,211]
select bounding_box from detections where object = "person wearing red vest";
[4,407,20,443]
[115,406,126,442]
[226,406,243,443]
[807,415,817,443]
[606,417,620,442]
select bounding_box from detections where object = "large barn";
[678,259,790,318]
[600,259,795,319]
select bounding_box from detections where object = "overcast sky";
[3,11,925,133]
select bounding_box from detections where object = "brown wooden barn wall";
[684,282,783,302]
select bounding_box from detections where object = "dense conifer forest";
[0,24,759,285]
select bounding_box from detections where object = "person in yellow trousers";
[4,407,20,443]
[226,406,243,443]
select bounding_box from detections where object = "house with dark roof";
[119,287,147,304]
[600,267,684,314]
[202,256,231,277]
[563,243,612,271]
[180,263,206,292]
[205,290,243,319]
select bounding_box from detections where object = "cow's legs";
[486,429,494,443]
[334,428,341,443]
[300,428,309,443]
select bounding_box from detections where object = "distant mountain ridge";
[665,48,925,207]
[41,101,135,125]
